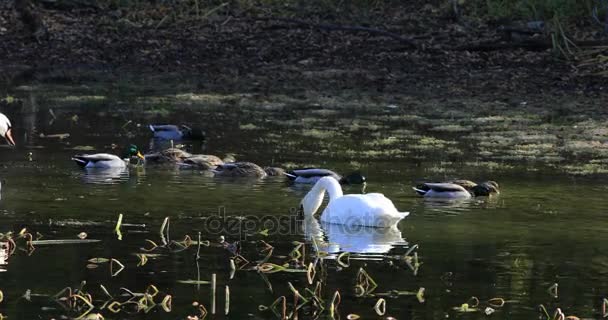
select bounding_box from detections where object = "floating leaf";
[114,213,123,241]
[178,280,211,285]
[488,297,505,308]
[355,268,377,296]
[146,284,159,298]
[307,262,316,284]
[330,291,341,319]
[337,252,350,268]
[416,287,425,303]
[161,295,172,312]
[110,258,125,277]
[136,254,148,267]
[453,303,477,312]
[374,298,386,316]
[548,283,558,298]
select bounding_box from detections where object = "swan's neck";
[314,177,343,201]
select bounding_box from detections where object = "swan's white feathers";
[302,177,408,228]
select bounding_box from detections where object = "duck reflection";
[81,167,129,184]
[302,217,407,254]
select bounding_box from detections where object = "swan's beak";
[4,128,15,146]
[136,151,145,161]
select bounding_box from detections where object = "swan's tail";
[412,187,427,196]
[397,211,410,219]
[72,157,88,167]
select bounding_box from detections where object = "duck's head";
[471,181,500,196]
[181,125,206,140]
[125,144,145,161]
[340,172,366,185]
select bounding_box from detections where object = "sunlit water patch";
[0,86,605,319]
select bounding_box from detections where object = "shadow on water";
[0,86,606,319]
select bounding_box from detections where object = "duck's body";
[72,153,129,169]
[0,113,15,146]
[413,180,499,199]
[264,167,286,176]
[301,176,408,228]
[73,145,144,169]
[286,168,366,184]
[149,124,205,141]
[213,162,267,178]
[180,154,224,170]
[144,148,192,164]
[413,183,472,199]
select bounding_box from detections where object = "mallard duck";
[300,176,409,228]
[285,168,366,184]
[179,154,225,170]
[144,148,192,164]
[213,162,268,178]
[72,145,144,169]
[149,124,205,141]
[413,180,499,199]
[264,167,286,176]
[0,113,15,146]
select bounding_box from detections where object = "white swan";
[0,113,15,146]
[300,176,409,228]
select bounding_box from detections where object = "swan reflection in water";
[81,167,130,184]
[302,217,407,255]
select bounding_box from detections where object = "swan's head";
[340,172,366,185]
[471,181,500,196]
[300,187,325,217]
[0,114,15,146]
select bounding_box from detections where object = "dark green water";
[0,88,607,319]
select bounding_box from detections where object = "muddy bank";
[1,0,607,97]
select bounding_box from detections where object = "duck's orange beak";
[5,128,15,146]
[137,151,145,161]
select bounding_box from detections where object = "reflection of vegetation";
[11,77,608,175]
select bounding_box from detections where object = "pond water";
[0,85,606,319]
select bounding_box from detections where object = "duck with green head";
[413,180,500,199]
[72,144,145,169]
